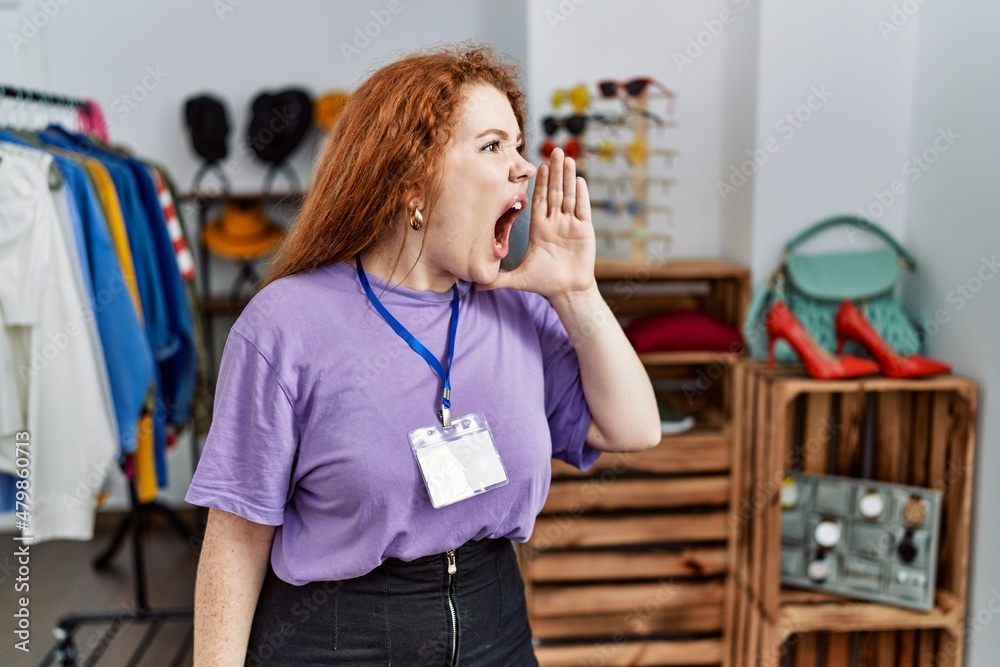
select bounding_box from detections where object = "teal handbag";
[743,215,923,362]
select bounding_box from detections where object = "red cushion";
[623,308,743,353]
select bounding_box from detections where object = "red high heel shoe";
[834,301,951,378]
[766,301,880,379]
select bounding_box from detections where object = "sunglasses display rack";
[542,78,677,263]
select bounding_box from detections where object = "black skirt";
[245,538,538,666]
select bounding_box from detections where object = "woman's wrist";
[549,280,601,310]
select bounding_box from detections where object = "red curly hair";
[259,43,526,290]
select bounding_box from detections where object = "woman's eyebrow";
[475,128,524,143]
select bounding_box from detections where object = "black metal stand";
[262,161,299,194]
[228,261,262,298]
[37,475,198,667]
[91,496,197,577]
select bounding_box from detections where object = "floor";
[0,510,202,667]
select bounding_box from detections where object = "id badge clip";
[437,389,452,429]
[409,412,508,509]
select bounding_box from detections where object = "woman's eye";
[482,140,501,152]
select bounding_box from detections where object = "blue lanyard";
[355,255,460,428]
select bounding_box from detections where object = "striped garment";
[152,167,195,281]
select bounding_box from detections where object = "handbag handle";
[783,215,917,270]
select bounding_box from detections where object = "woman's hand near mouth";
[479,146,596,300]
[479,146,660,453]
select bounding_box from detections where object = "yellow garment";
[84,160,143,317]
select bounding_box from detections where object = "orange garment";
[135,411,158,503]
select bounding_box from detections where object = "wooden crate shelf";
[639,350,742,366]
[551,424,732,477]
[780,594,958,634]
[531,605,723,639]
[530,513,729,550]
[541,476,730,513]
[726,361,977,667]
[533,579,725,617]
[526,547,728,583]
[520,259,750,667]
[594,258,751,281]
[536,638,723,666]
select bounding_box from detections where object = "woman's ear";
[401,185,424,214]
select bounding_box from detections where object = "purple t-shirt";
[185,260,598,585]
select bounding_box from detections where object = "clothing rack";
[0,85,196,666]
[0,84,89,108]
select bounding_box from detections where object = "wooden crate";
[518,258,750,667]
[726,361,977,667]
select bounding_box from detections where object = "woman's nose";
[512,153,536,182]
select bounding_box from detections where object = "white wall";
[524,0,750,261]
[898,2,1000,665]
[36,0,496,193]
[717,0,760,267]
[749,0,920,278]
[1,3,45,85]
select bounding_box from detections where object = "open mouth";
[493,195,525,260]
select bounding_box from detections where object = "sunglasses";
[541,114,588,137]
[588,175,677,194]
[551,84,591,113]
[540,138,582,159]
[591,139,678,167]
[598,77,676,114]
[598,77,676,99]
[542,111,664,138]
[591,198,673,217]
[591,109,670,128]
[595,227,672,250]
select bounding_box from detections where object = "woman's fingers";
[532,162,549,217]
[575,176,591,222]
[547,148,564,211]
[534,148,590,227]
[561,156,577,215]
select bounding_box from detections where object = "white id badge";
[408,412,508,508]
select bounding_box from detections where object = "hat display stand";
[179,189,304,389]
[199,197,286,296]
[183,93,232,194]
[261,159,300,195]
[189,161,231,193]
[247,87,313,199]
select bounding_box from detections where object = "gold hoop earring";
[409,207,423,231]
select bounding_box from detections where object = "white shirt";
[0,149,118,542]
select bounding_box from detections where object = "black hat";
[183,94,230,163]
[247,88,313,165]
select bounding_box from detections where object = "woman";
[186,44,660,666]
